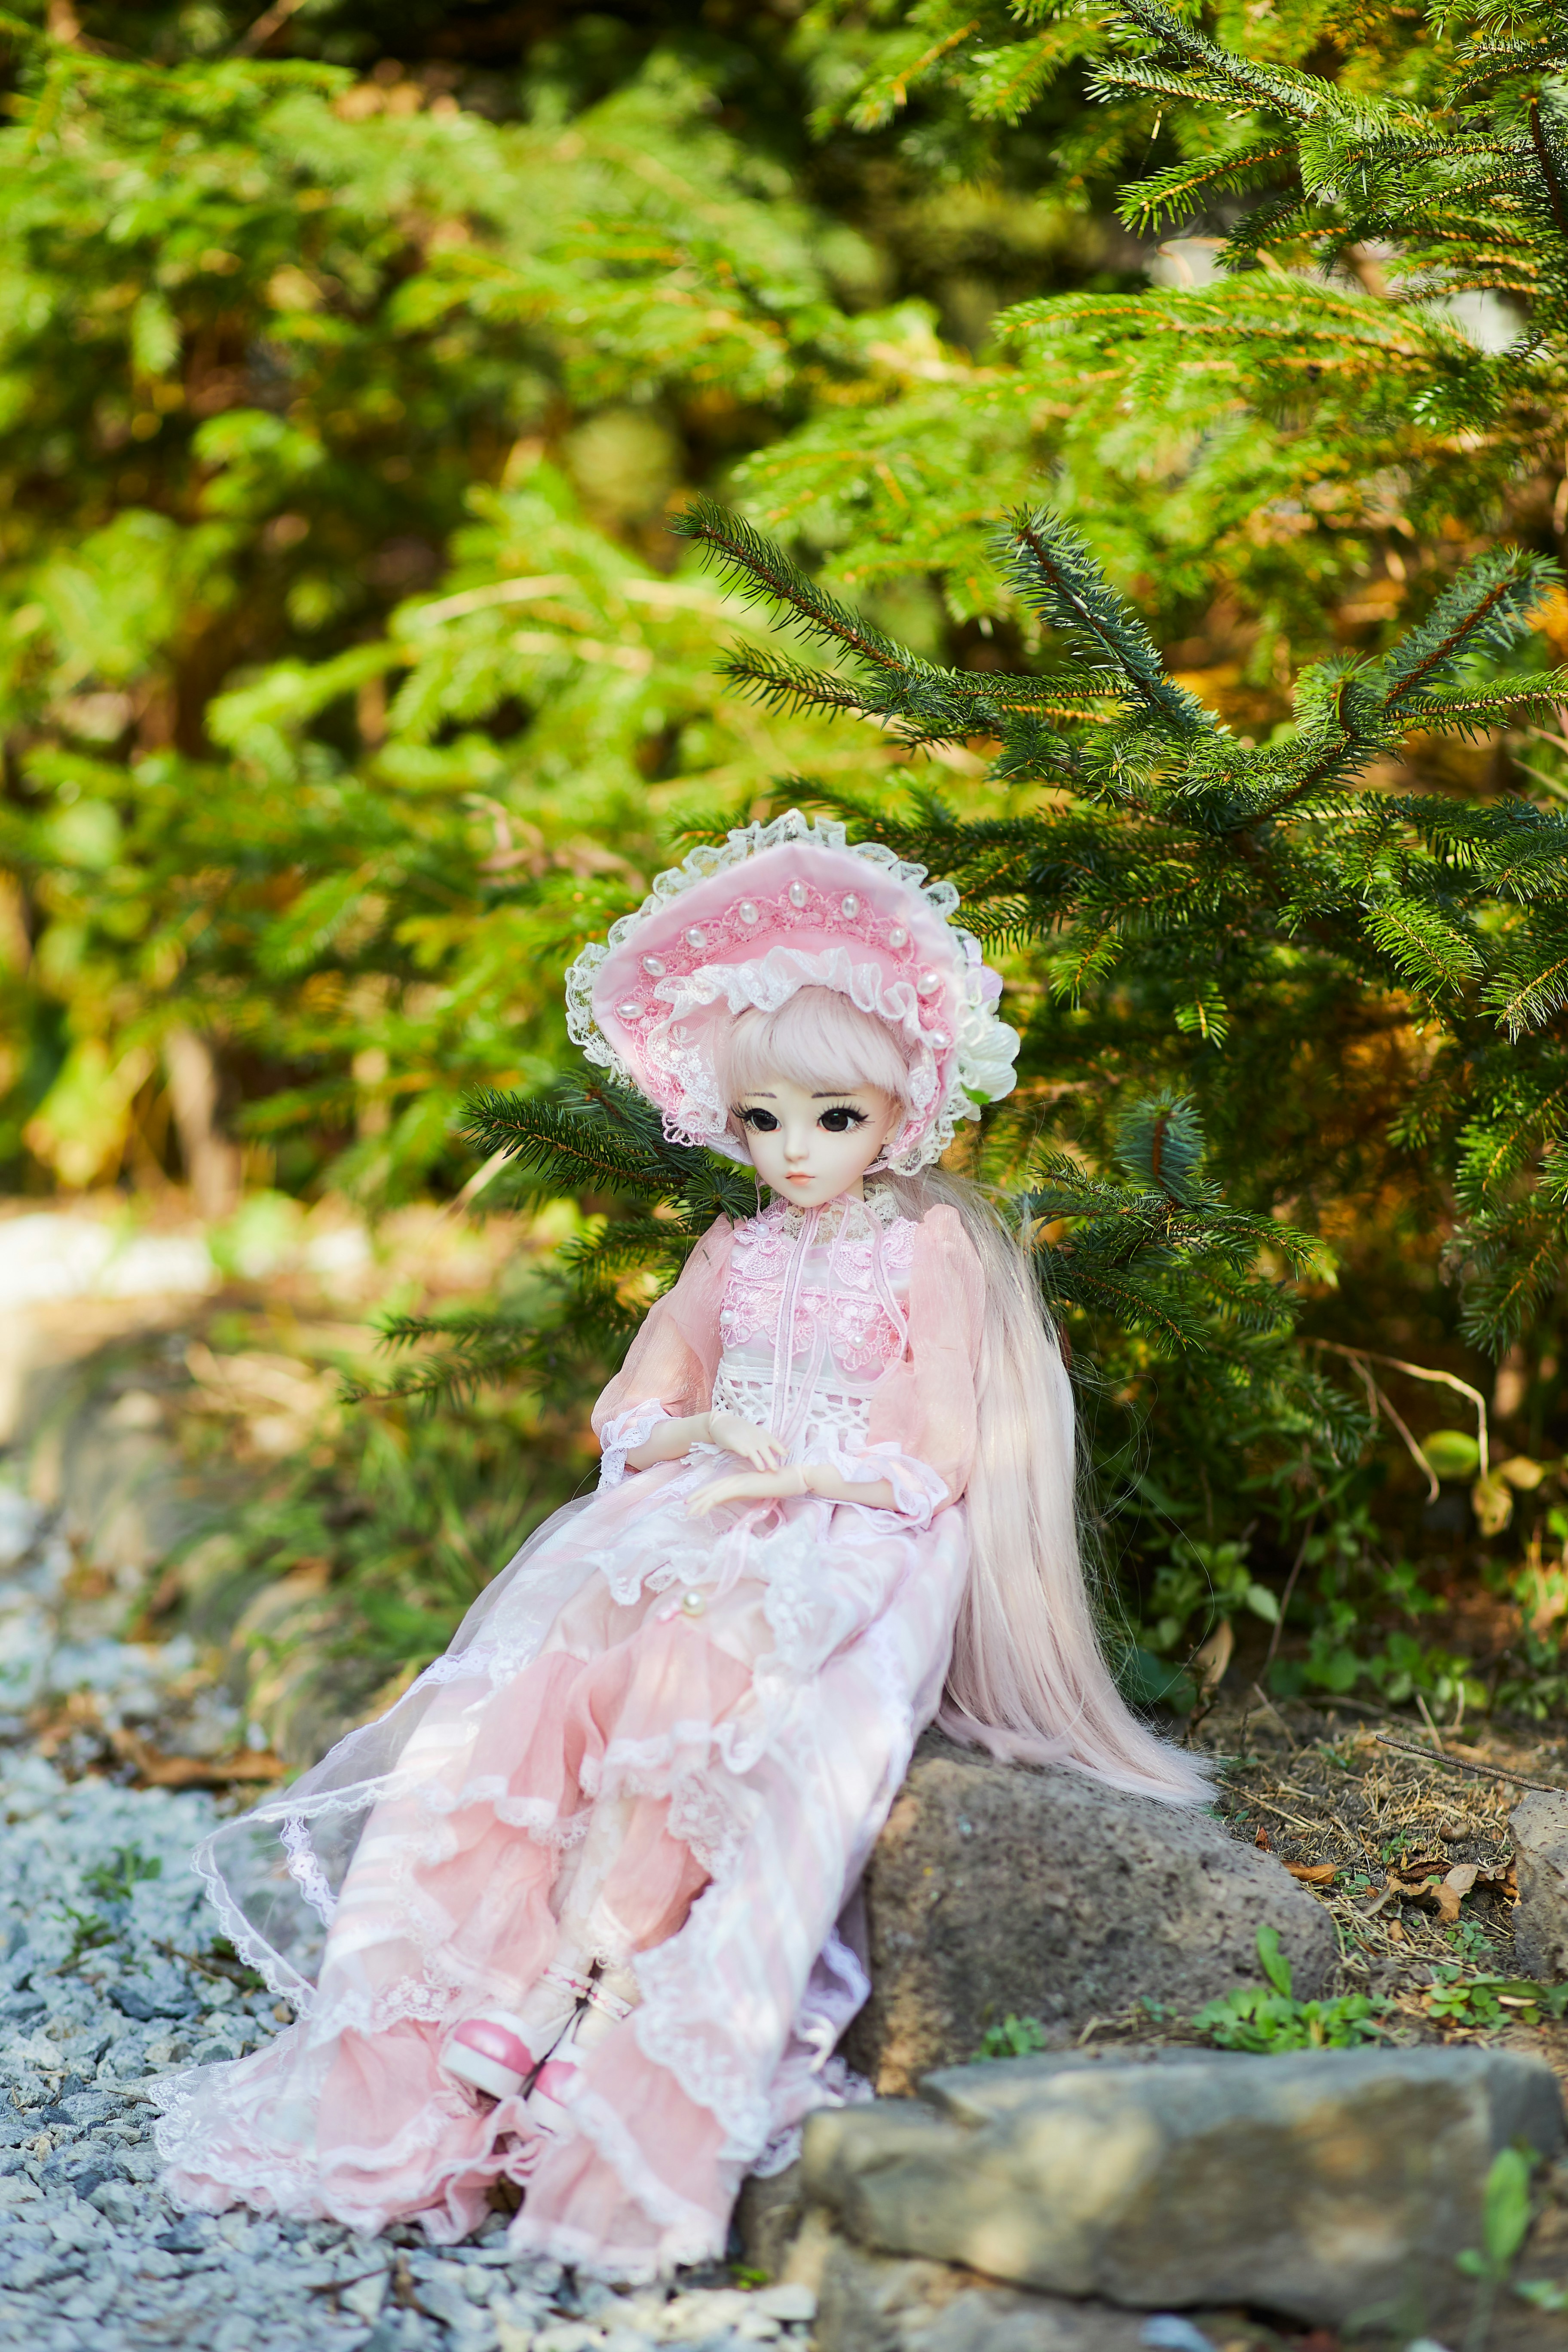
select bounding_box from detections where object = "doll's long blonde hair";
[721,988,1208,1804]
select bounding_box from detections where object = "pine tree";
[673,492,1568,1360]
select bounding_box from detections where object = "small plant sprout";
[1456,2146,1537,2352]
[1192,1925,1390,2053]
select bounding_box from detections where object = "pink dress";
[153,1190,983,2278]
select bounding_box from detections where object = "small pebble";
[751,2283,816,2324]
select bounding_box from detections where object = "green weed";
[1457,2148,1537,2352]
[83,1846,163,1905]
[1192,1926,1390,2053]
[1425,1967,1568,2031]
[976,2015,1052,2061]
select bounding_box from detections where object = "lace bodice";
[593,1192,984,1514]
[711,1190,915,1454]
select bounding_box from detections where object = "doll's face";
[731,1073,903,1207]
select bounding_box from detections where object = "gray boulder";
[803,2045,1565,2330]
[739,2188,1155,2352]
[842,1733,1338,2092]
[812,2236,1150,2352]
[1511,1788,1568,1981]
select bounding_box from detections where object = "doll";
[153,812,1207,2282]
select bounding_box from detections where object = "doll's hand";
[686,1465,805,1519]
[703,1412,786,1472]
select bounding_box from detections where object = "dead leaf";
[1255,1825,1271,1851]
[106,1726,288,1789]
[1470,1473,1514,1537]
[1387,1856,1449,1899]
[1283,1861,1338,1886]
[1190,1619,1235,1696]
[1434,1863,1479,1926]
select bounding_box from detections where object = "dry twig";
[1375,1733,1564,1795]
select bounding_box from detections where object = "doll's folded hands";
[687,1459,898,1517]
[704,1410,787,1470]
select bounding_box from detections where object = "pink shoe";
[442,2013,542,2102]
[524,2043,582,2135]
[525,1974,636,2135]
[443,1963,593,2102]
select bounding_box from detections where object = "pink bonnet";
[565,811,1019,1174]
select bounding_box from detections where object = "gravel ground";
[0,1482,816,2352]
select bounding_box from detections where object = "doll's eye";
[817,1106,867,1133]
[738,1106,780,1132]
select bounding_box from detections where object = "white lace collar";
[766,1184,901,1242]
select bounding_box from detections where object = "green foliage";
[1426,1966,1568,2030]
[976,2013,1052,2060]
[82,1846,163,1905]
[1142,1539,1279,1657]
[1515,2277,1568,2312]
[0,9,951,1202]
[1191,1923,1390,2051]
[55,1903,115,1969]
[1457,2145,1539,2351]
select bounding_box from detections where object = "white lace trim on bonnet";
[565,810,1020,1174]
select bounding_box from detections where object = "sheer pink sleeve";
[591,1219,734,1483]
[865,1203,983,1510]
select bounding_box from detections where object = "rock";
[108,1981,193,2023]
[802,2044,1566,2328]
[87,2181,142,2230]
[789,2212,1151,2352]
[753,2280,818,2322]
[39,2150,121,2200]
[842,1733,1338,2091]
[1511,1788,1568,1980]
[736,2166,809,2282]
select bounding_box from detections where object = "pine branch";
[1396,670,1568,734]
[717,645,1121,739]
[1116,140,1297,237]
[1484,919,1568,1036]
[671,496,906,673]
[1376,549,1562,714]
[1452,33,1568,103]
[1093,0,1329,125]
[712,650,882,723]
[997,508,1213,736]
[1527,94,1568,248]
[459,1087,668,1194]
[1363,895,1483,999]
[1115,1088,1205,1205]
[557,1217,698,1274]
